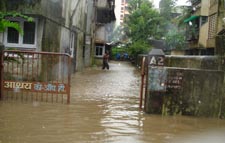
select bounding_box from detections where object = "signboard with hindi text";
[3,81,69,94]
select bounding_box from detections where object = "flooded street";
[1,61,225,143]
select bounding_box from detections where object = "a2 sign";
[148,55,165,66]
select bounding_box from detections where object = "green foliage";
[0,19,22,34]
[0,12,33,34]
[0,12,32,63]
[159,0,176,21]
[128,40,151,58]
[127,0,153,13]
[123,0,163,58]
[165,29,186,50]
[159,0,192,51]
[176,6,192,27]
[111,47,128,60]
[124,0,163,41]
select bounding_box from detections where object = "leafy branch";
[0,12,33,63]
[0,12,33,34]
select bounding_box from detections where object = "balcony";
[184,16,200,48]
[96,8,116,24]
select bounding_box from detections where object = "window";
[23,22,36,44]
[95,46,104,57]
[200,16,208,26]
[208,14,217,39]
[7,23,19,43]
[4,19,37,49]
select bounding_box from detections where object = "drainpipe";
[0,43,4,100]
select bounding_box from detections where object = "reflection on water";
[0,61,225,143]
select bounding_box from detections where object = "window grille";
[95,46,104,57]
[7,27,19,43]
[23,22,35,44]
[4,19,37,49]
[208,14,217,39]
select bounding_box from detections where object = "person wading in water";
[102,51,109,70]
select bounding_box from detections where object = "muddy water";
[1,61,225,143]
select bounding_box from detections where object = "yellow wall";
[197,0,209,48]
[201,0,209,16]
[199,22,209,47]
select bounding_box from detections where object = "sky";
[153,0,191,8]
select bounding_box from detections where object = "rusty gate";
[1,50,71,104]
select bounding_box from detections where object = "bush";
[128,40,151,58]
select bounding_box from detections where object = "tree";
[123,0,163,58]
[159,0,176,21]
[165,28,186,50]
[125,0,163,41]
[159,0,191,51]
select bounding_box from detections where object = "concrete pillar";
[145,48,165,113]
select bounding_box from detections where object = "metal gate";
[1,50,71,104]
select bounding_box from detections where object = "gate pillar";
[144,48,166,113]
[0,43,4,100]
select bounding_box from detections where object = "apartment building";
[0,0,116,70]
[117,0,155,25]
[184,0,225,55]
[0,0,92,72]
[119,0,130,25]
[94,0,116,65]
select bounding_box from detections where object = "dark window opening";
[7,27,19,43]
[23,22,35,44]
[95,46,103,56]
[201,16,208,26]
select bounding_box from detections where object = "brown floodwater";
[1,61,225,143]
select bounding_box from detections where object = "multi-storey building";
[0,0,92,72]
[119,0,129,25]
[94,0,116,65]
[184,0,225,55]
[0,0,116,70]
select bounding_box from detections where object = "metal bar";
[16,52,19,100]
[6,52,9,100]
[51,54,54,103]
[4,50,70,57]
[45,55,48,102]
[139,57,145,110]
[2,50,71,104]
[67,56,71,104]
[0,44,4,100]
[12,52,15,100]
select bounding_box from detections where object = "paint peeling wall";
[145,55,225,118]
[0,0,93,71]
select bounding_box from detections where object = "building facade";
[0,0,91,72]
[184,0,225,55]
[0,0,116,70]
[94,0,116,65]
